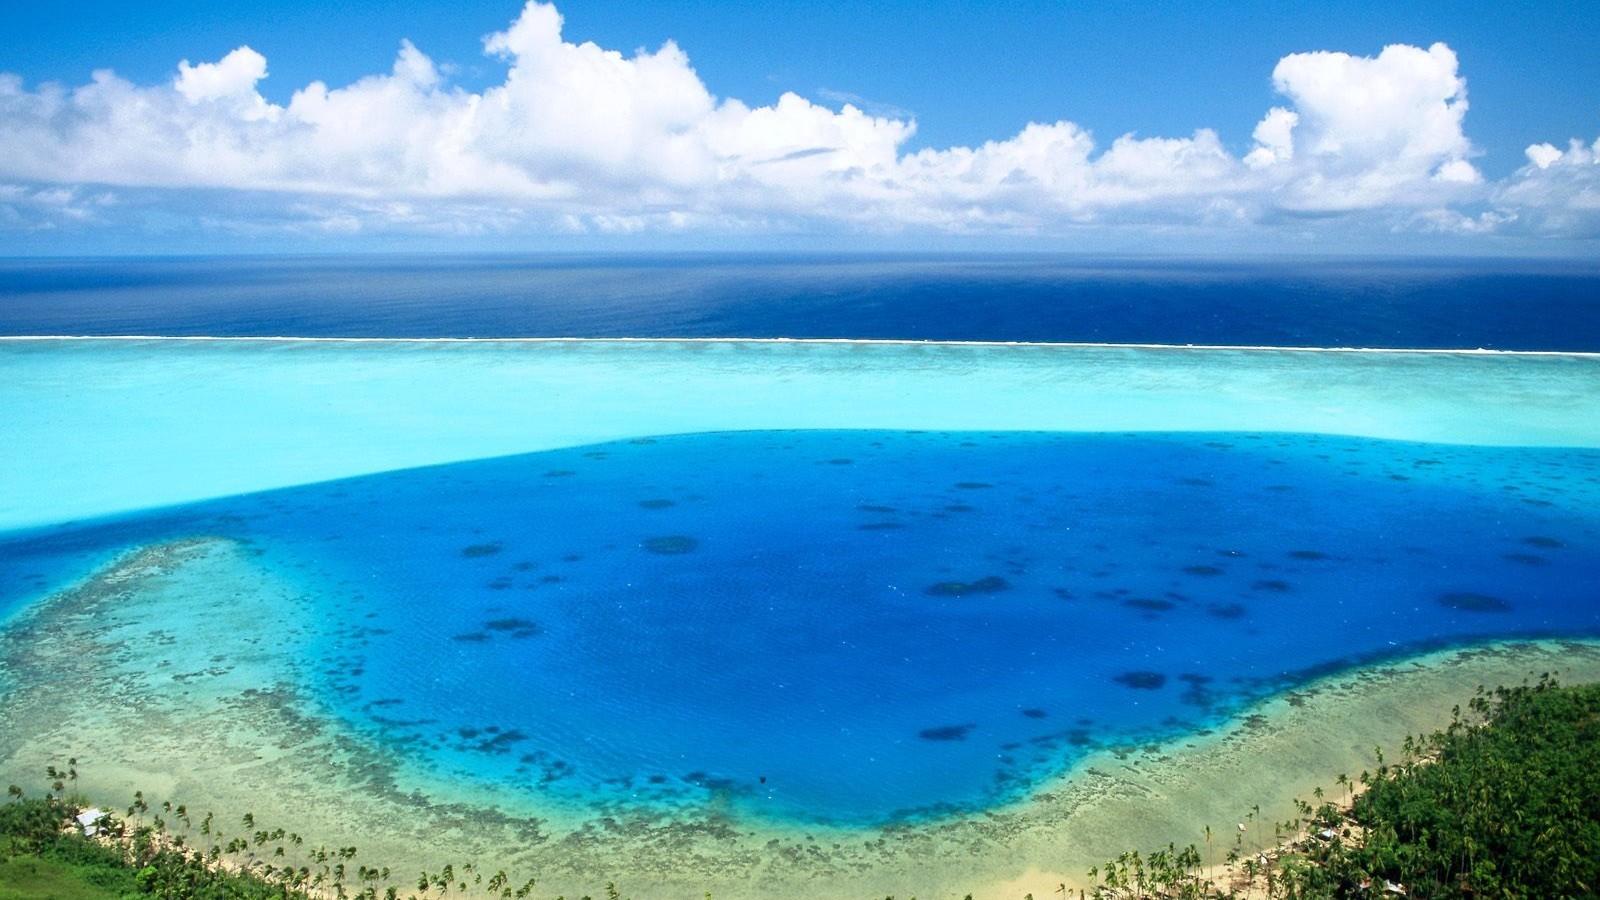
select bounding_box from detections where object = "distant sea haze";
[2,255,1597,351]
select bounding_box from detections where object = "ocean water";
[5,429,1599,825]
[3,254,1599,350]
[4,339,1598,534]
[2,256,1599,860]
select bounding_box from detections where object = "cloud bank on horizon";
[1,1,1596,248]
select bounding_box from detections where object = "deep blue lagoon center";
[4,428,1598,825]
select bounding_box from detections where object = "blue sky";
[1,1,1597,254]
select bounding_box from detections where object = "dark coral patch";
[1439,592,1511,613]
[924,576,1010,597]
[642,535,699,555]
[1521,535,1565,549]
[461,542,503,558]
[1251,579,1292,592]
[485,618,543,638]
[919,724,975,741]
[451,632,490,643]
[1021,708,1048,719]
[1288,550,1330,561]
[1206,603,1247,619]
[1114,671,1167,690]
[1182,565,1224,577]
[1123,598,1176,612]
[483,611,534,627]
[1177,673,1216,707]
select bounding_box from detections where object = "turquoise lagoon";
[2,338,1600,889]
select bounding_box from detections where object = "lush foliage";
[0,762,543,900]
[1087,677,1600,899]
[1339,675,1600,898]
[2,770,288,900]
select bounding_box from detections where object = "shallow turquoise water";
[6,429,1598,824]
[5,339,1598,533]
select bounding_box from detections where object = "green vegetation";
[0,761,540,900]
[1084,676,1600,898]
[1281,675,1600,898]
[2,768,307,899]
[5,678,1597,899]
[0,853,138,900]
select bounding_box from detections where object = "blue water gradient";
[3,430,1598,824]
[4,255,1598,350]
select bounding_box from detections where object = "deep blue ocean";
[2,254,1598,349]
[3,255,1598,826]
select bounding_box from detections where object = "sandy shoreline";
[4,537,1598,899]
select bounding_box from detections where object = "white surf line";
[2,334,1597,358]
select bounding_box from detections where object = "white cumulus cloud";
[0,3,1590,245]
[1244,107,1298,168]
[175,46,269,103]
[1245,43,1480,210]
[1494,137,1600,236]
